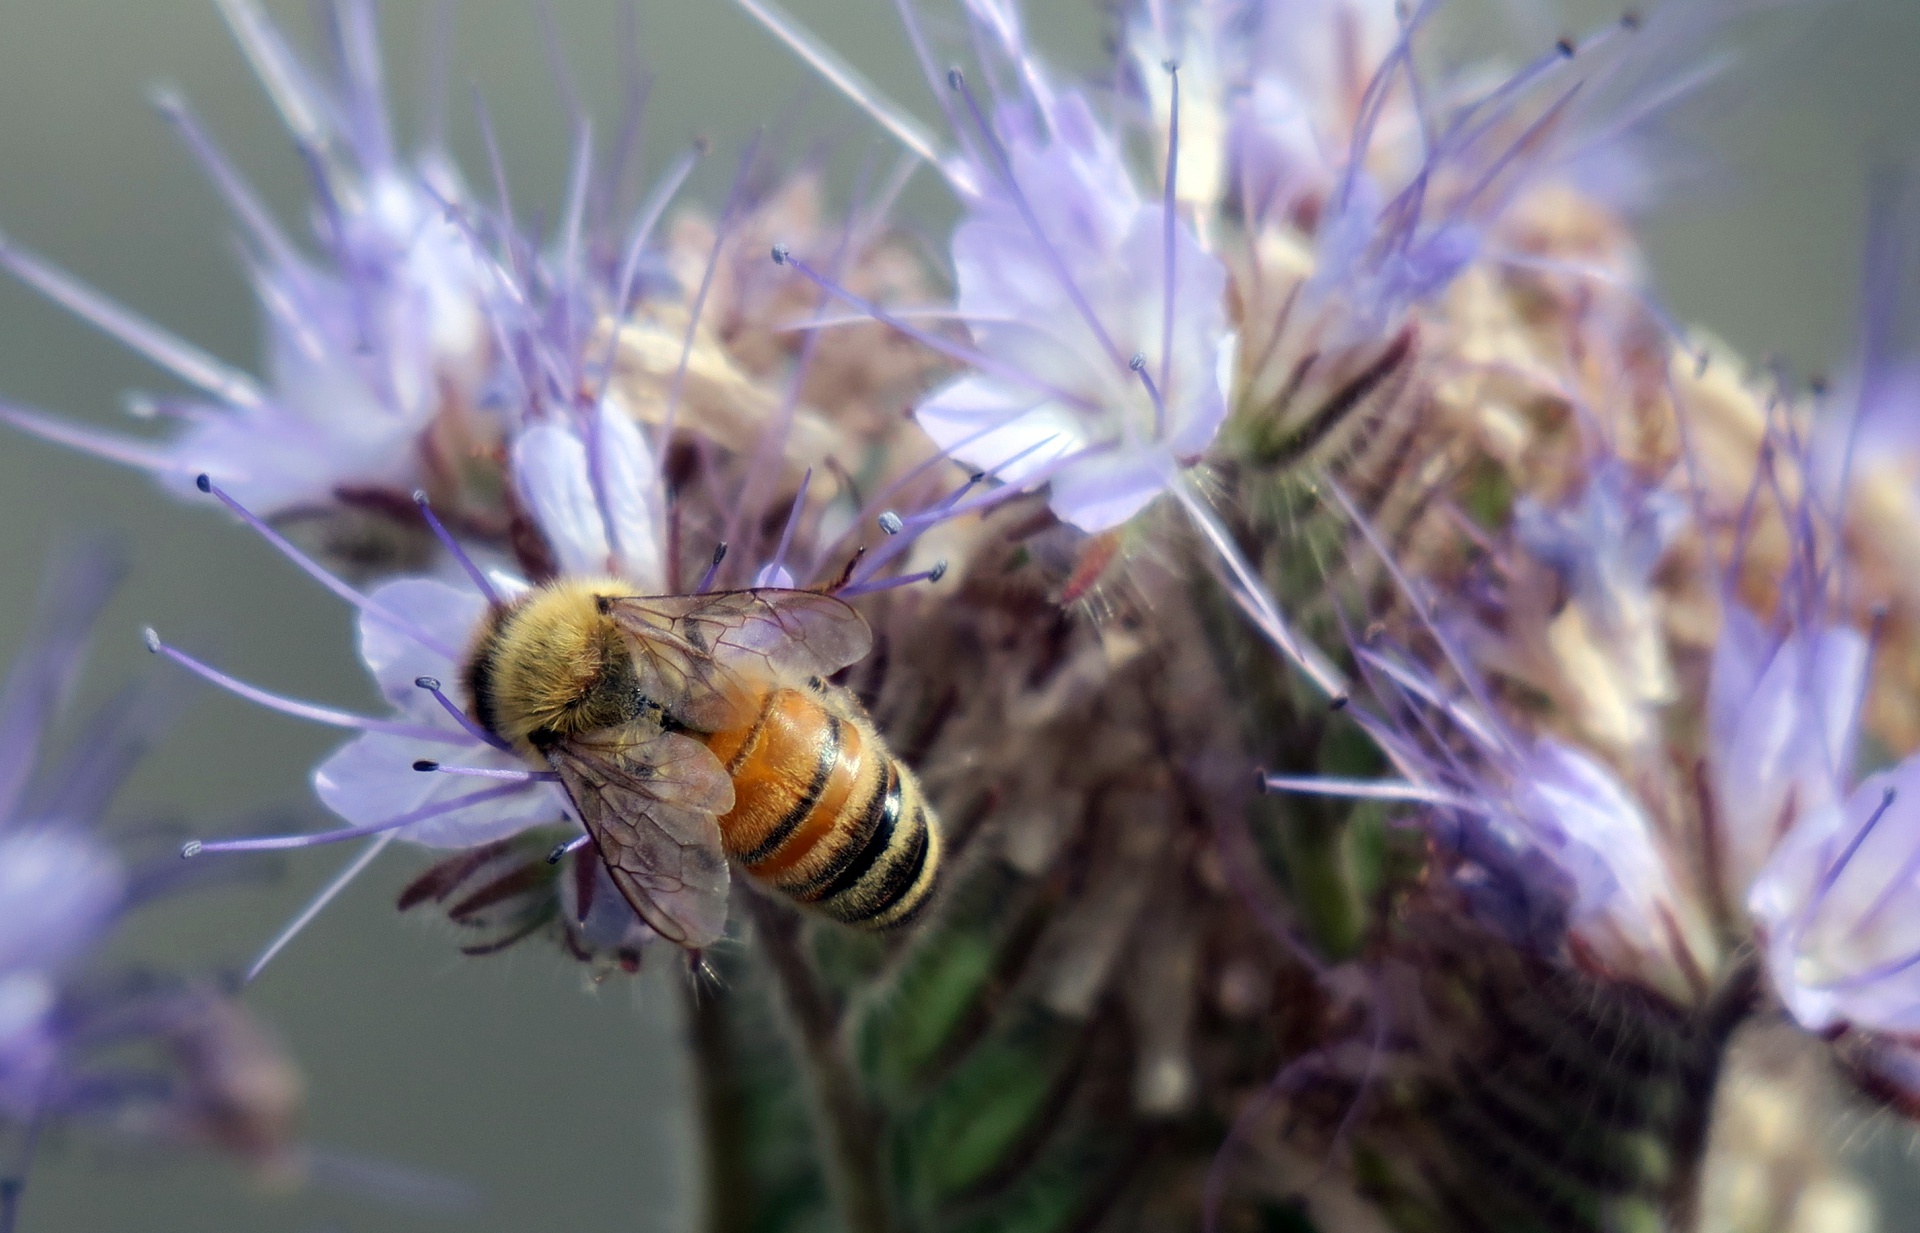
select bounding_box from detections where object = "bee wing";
[606,589,872,729]
[548,723,736,950]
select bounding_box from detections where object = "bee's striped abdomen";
[703,686,940,928]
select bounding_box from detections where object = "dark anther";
[546,842,572,866]
[947,67,965,90]
[1329,693,1351,712]
[142,627,161,653]
[180,840,203,859]
[1129,352,1148,372]
[711,542,729,566]
[415,675,442,691]
[195,473,212,493]
[1555,36,1575,57]
[413,760,440,772]
[1620,10,1642,30]
[1254,769,1271,795]
[770,243,790,265]
[412,488,431,506]
[928,561,949,583]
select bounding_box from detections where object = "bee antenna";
[698,542,729,592]
[824,545,868,594]
[548,833,591,865]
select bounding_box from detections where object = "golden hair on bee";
[464,576,639,758]
[460,576,943,945]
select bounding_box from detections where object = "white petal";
[589,402,667,591]
[512,422,611,578]
[359,577,488,713]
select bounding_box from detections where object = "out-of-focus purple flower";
[1282,635,1717,1002]
[1510,464,1686,748]
[1749,758,1920,1036]
[0,543,317,1203]
[1706,604,1866,907]
[1501,737,1710,996]
[0,0,491,518]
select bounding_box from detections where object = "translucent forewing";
[549,724,735,948]
[605,589,873,730]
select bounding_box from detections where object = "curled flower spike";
[0,0,492,522]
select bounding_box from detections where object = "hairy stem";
[745,893,892,1233]
[1665,957,1762,1232]
[688,975,757,1233]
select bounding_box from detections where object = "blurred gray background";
[0,1,1913,1230]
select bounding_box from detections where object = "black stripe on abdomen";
[740,711,841,866]
[797,763,900,906]
[844,802,931,924]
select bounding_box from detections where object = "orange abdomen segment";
[700,686,938,927]
[705,688,865,881]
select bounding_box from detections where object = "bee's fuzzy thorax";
[466,577,641,757]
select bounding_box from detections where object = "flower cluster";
[2,0,1916,1230]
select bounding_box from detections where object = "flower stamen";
[142,627,457,742]
[413,677,515,753]
[182,781,537,856]
[195,475,459,659]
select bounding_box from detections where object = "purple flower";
[311,402,665,852]
[1510,464,1687,749]
[741,0,1238,534]
[0,0,491,519]
[1749,760,1920,1036]
[1280,634,1716,1001]
[0,543,317,1202]
[1706,604,1866,907]
[913,86,1236,532]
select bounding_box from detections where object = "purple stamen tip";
[771,243,790,265]
[195,473,212,493]
[414,760,440,772]
[1129,352,1148,372]
[141,626,161,653]
[946,67,964,90]
[416,676,442,691]
[181,839,204,859]
[878,511,904,535]
[928,560,948,583]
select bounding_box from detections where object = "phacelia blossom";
[0,0,490,522]
[742,0,1238,536]
[1298,632,1717,1003]
[1706,603,1867,907]
[1748,759,1920,1037]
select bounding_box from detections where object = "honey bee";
[462,579,941,949]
